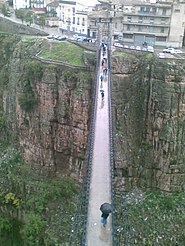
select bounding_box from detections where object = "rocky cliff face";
[1,36,94,181]
[1,35,185,191]
[112,52,185,192]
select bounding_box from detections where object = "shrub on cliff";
[18,61,43,112]
[0,147,79,245]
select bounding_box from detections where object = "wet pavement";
[86,48,112,245]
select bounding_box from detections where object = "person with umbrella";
[100,203,112,227]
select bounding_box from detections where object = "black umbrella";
[100,203,112,214]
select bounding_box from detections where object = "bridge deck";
[86,48,112,245]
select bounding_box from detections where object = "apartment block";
[112,0,185,48]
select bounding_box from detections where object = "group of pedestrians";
[100,44,108,100]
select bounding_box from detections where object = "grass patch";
[21,36,38,43]
[39,41,85,66]
[113,51,127,57]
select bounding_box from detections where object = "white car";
[114,43,123,48]
[123,45,129,49]
[136,46,141,51]
[173,49,183,54]
[142,47,148,52]
[47,34,55,39]
[158,53,165,58]
[147,46,154,53]
[163,47,175,53]
[130,45,135,50]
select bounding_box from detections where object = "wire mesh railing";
[69,46,101,246]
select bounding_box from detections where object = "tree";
[37,15,46,28]
[15,9,25,23]
[24,10,34,25]
[1,4,8,17]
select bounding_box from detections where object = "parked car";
[123,45,129,49]
[53,35,60,40]
[136,46,141,51]
[163,47,175,53]
[173,49,183,54]
[158,53,165,58]
[47,34,55,39]
[76,36,86,41]
[147,46,154,53]
[57,36,67,41]
[114,43,123,48]
[129,45,135,50]
[142,47,148,52]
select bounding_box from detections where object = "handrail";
[69,46,101,245]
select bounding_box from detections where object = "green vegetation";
[39,41,85,66]
[113,51,127,57]
[115,191,185,245]
[18,61,43,112]
[0,4,11,17]
[0,146,79,245]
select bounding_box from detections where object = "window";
[73,17,75,24]
[148,26,154,32]
[161,18,166,24]
[156,36,166,41]
[115,22,117,29]
[150,18,154,24]
[138,26,142,31]
[160,27,164,33]
[123,34,133,39]
[82,17,85,26]
[138,16,143,23]
[127,16,131,22]
[162,9,166,15]
[127,25,130,31]
[77,17,80,25]
[174,9,180,12]
[72,7,75,14]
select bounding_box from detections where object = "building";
[45,16,59,26]
[111,0,185,48]
[46,1,59,16]
[30,0,46,12]
[57,0,88,35]
[13,0,30,9]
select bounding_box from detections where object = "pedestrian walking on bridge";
[100,203,112,227]
[100,74,104,82]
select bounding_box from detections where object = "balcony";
[122,20,170,27]
[122,10,171,18]
[122,29,168,37]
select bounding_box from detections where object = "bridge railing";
[69,46,101,245]
[107,42,117,246]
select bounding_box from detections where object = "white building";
[13,0,31,9]
[57,0,88,35]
